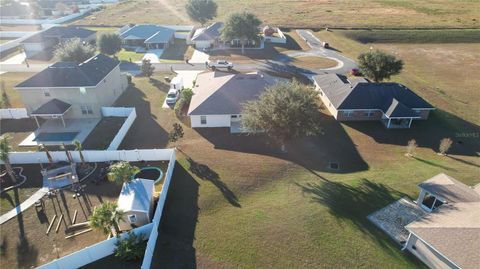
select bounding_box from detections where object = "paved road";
[296,29,358,74]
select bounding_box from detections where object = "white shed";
[117,178,154,231]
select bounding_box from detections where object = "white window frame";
[364,110,374,117]
[200,115,207,125]
[80,104,93,115]
[128,214,137,223]
[344,110,354,117]
[43,90,51,97]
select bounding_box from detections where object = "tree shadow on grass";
[149,78,170,94]
[343,110,480,157]
[412,156,457,171]
[151,162,199,269]
[296,178,423,263]
[185,155,240,208]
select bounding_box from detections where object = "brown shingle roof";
[418,173,480,203]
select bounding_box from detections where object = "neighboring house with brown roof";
[403,173,480,269]
[313,74,435,128]
[187,71,284,132]
[20,26,96,58]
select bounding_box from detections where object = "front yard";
[112,73,479,268]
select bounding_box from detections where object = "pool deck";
[19,118,100,146]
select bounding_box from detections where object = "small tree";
[73,140,85,164]
[168,123,184,146]
[0,135,16,183]
[107,161,140,185]
[357,50,404,82]
[98,33,122,56]
[90,202,124,236]
[53,38,95,62]
[221,11,261,54]
[185,0,217,26]
[174,88,194,116]
[60,143,73,163]
[406,139,417,157]
[140,59,155,79]
[242,80,322,151]
[114,231,147,261]
[0,81,10,108]
[439,138,453,155]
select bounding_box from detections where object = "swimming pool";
[34,132,79,142]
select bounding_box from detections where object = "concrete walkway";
[0,52,26,64]
[142,49,164,63]
[0,187,49,225]
[189,49,209,64]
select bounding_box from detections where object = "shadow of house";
[151,163,199,269]
[195,116,368,174]
[114,83,169,149]
[343,110,480,157]
[296,178,424,265]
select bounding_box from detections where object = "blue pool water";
[34,132,79,142]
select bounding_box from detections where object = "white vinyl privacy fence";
[9,149,178,269]
[0,108,29,119]
[101,107,136,150]
[141,150,176,269]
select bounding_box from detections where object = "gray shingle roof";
[119,24,174,43]
[418,173,480,203]
[15,54,119,88]
[191,22,223,41]
[21,26,95,44]
[188,71,285,115]
[31,98,71,115]
[314,74,433,117]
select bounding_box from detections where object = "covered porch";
[381,117,418,129]
[30,99,72,129]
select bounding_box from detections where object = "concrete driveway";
[142,49,164,63]
[189,49,209,64]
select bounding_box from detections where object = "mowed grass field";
[74,0,480,28]
[314,30,480,127]
[113,74,479,268]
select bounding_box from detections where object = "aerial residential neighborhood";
[0,0,478,269]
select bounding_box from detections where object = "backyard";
[0,161,167,268]
[112,72,479,268]
[73,0,480,28]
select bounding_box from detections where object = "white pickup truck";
[208,60,234,71]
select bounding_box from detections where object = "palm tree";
[73,140,85,164]
[38,144,53,164]
[60,143,73,163]
[107,161,140,185]
[0,135,16,183]
[90,202,125,236]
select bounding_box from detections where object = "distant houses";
[21,26,96,58]
[313,74,434,128]
[190,22,223,49]
[118,24,175,51]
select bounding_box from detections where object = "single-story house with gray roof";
[119,24,175,50]
[188,71,285,132]
[191,22,223,49]
[313,74,435,128]
[20,26,96,58]
[402,173,480,269]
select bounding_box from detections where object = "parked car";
[208,60,233,71]
[350,68,361,76]
[166,89,180,105]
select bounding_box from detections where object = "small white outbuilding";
[117,178,154,231]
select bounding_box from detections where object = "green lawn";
[160,39,194,63]
[117,48,144,62]
[73,0,480,28]
[113,74,479,268]
[0,72,34,108]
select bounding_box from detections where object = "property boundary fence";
[101,107,136,150]
[0,108,28,119]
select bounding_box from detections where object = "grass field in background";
[74,0,480,28]
[342,29,480,43]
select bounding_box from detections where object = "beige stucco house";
[15,54,128,126]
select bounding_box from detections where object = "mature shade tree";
[53,38,95,62]
[221,11,261,54]
[140,59,155,79]
[90,202,124,236]
[185,0,217,26]
[0,135,16,183]
[98,33,122,56]
[107,161,140,185]
[357,50,403,82]
[242,80,323,151]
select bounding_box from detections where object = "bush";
[174,88,194,116]
[439,138,453,155]
[406,139,417,156]
[114,231,146,261]
[126,74,132,85]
